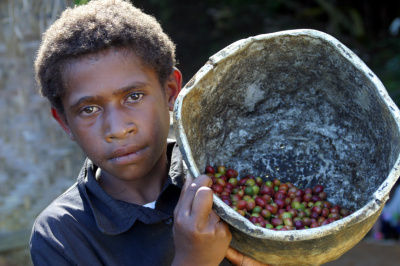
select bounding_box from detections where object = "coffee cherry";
[243,195,252,201]
[310,212,320,220]
[323,201,332,209]
[208,165,352,230]
[284,197,292,206]
[310,221,319,228]
[221,191,230,198]
[252,206,262,214]
[260,186,274,196]
[320,219,330,226]
[279,183,289,192]
[216,178,226,187]
[217,165,227,174]
[271,218,283,227]
[212,184,223,194]
[302,193,312,203]
[284,218,294,227]
[328,212,340,220]
[288,209,297,218]
[311,195,322,203]
[291,201,301,210]
[255,197,268,208]
[230,194,241,203]
[222,198,232,206]
[206,166,215,175]
[266,204,278,215]
[321,208,330,218]
[302,217,312,227]
[262,194,272,203]
[265,181,273,188]
[237,210,246,216]
[304,188,312,195]
[311,205,322,215]
[318,192,328,200]
[225,169,236,178]
[340,208,350,217]
[274,199,285,209]
[261,209,272,220]
[255,177,263,186]
[236,200,247,210]
[244,187,254,196]
[274,192,286,201]
[246,199,256,210]
[330,207,339,214]
[295,189,305,198]
[258,220,267,228]
[245,179,256,187]
[280,212,293,220]
[238,178,248,186]
[265,224,274,229]
[252,186,260,195]
[273,179,281,186]
[312,185,324,194]
[294,220,305,230]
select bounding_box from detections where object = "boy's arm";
[30,230,73,266]
[172,173,271,266]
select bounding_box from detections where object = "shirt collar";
[77,140,185,235]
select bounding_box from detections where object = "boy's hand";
[172,173,232,266]
[225,247,272,266]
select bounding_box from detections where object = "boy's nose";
[104,108,137,142]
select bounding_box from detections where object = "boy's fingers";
[179,172,194,200]
[225,247,271,266]
[191,186,214,229]
[225,247,243,265]
[177,173,212,216]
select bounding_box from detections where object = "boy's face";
[53,48,181,183]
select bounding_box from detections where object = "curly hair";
[35,0,176,113]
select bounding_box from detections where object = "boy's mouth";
[109,145,146,165]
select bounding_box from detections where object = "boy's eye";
[127,92,144,103]
[80,106,100,116]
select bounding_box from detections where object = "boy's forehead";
[62,47,145,84]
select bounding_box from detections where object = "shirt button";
[164,217,173,225]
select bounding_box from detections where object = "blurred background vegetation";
[0,0,399,265]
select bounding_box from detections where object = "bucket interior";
[180,33,400,211]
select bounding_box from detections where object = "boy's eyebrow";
[69,95,103,112]
[111,82,148,96]
[69,82,149,112]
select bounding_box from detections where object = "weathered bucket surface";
[173,29,400,265]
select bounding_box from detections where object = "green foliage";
[74,0,89,6]
[369,38,400,105]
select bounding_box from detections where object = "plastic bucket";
[173,29,400,265]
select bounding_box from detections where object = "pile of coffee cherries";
[206,165,353,230]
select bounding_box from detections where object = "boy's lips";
[109,145,146,165]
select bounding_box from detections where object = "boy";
[30,0,267,265]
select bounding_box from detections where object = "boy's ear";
[51,107,75,141]
[166,68,182,111]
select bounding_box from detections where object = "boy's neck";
[95,154,169,205]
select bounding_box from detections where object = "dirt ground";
[324,238,400,266]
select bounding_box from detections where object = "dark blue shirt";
[30,142,232,265]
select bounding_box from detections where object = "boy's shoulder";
[29,181,93,264]
[31,181,87,236]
